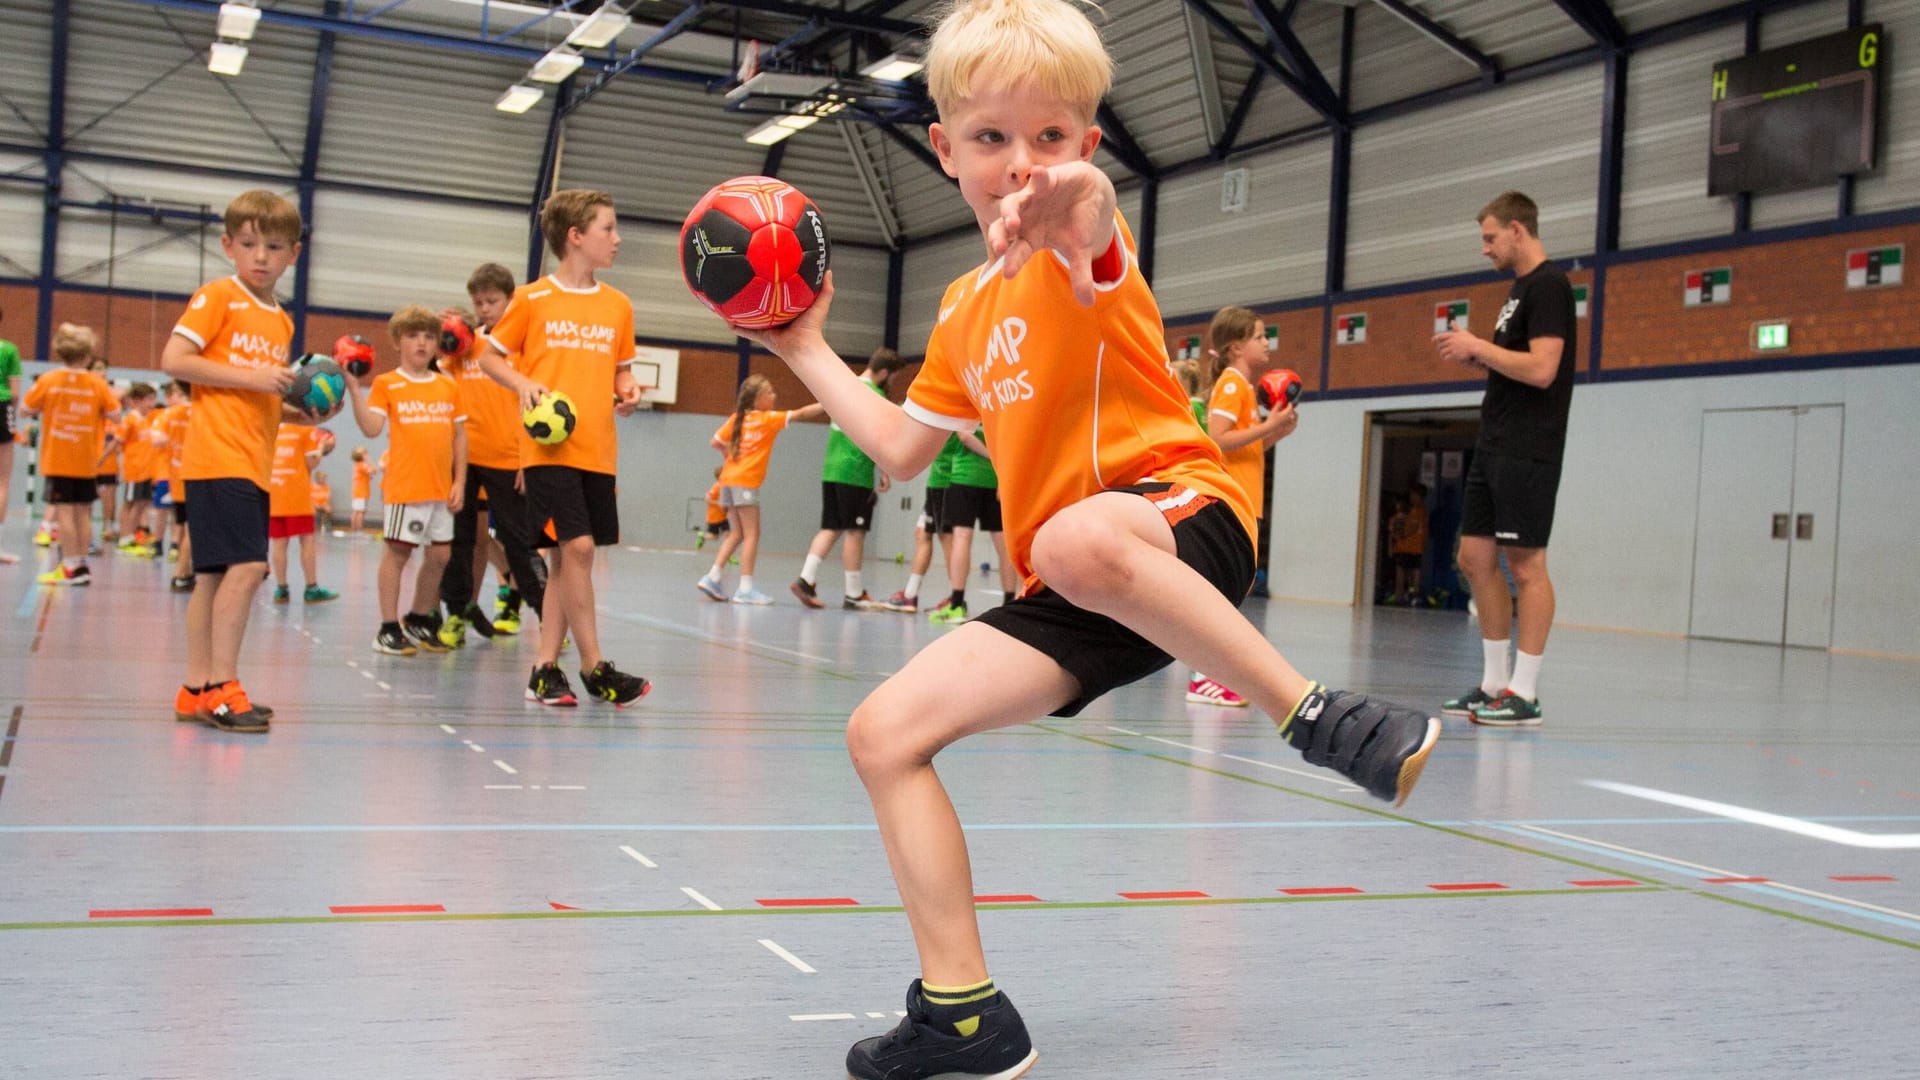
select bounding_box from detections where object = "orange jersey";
[97,426,120,479]
[705,481,726,525]
[268,423,324,516]
[1206,367,1264,515]
[312,481,331,509]
[22,369,119,479]
[118,410,159,484]
[153,402,192,497]
[713,409,795,489]
[484,276,635,475]
[448,333,521,471]
[904,216,1253,594]
[175,276,294,489]
[352,458,374,500]
[367,368,464,504]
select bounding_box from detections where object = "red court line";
[1703,877,1770,884]
[550,902,582,911]
[1570,880,1642,888]
[1428,882,1508,891]
[90,908,213,919]
[756,897,860,907]
[1829,875,1896,883]
[975,894,1042,904]
[1119,891,1210,900]
[329,904,446,915]
[1280,887,1365,896]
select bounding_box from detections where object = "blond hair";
[51,322,97,366]
[224,189,302,244]
[388,303,440,342]
[1169,358,1202,399]
[1479,191,1540,238]
[926,0,1113,122]
[728,374,772,460]
[1204,305,1259,389]
[541,189,616,260]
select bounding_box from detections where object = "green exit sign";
[1755,321,1790,350]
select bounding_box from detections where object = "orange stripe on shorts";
[1150,483,1212,529]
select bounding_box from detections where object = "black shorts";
[923,486,950,534]
[820,481,878,532]
[524,465,618,548]
[126,480,155,503]
[976,483,1255,718]
[704,519,729,537]
[185,477,270,573]
[95,473,118,489]
[173,502,190,526]
[45,476,98,505]
[0,403,13,443]
[943,483,1002,532]
[1462,451,1562,548]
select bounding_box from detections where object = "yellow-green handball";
[522,390,578,446]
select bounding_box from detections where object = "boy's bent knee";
[846,696,935,779]
[1030,514,1128,604]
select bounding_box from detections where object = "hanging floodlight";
[208,41,249,76]
[530,46,586,83]
[495,84,545,114]
[565,4,632,49]
[216,2,261,41]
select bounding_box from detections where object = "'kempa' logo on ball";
[689,228,737,284]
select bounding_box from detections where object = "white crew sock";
[1509,651,1543,702]
[704,562,723,582]
[738,576,755,595]
[845,570,863,597]
[800,553,823,586]
[904,572,924,600]
[1481,638,1511,696]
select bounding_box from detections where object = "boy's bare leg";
[946,524,973,595]
[735,505,762,578]
[542,535,602,669]
[299,534,319,589]
[991,532,1016,595]
[849,622,1077,985]
[378,541,411,624]
[411,541,451,618]
[185,566,222,686]
[58,504,88,563]
[269,536,290,588]
[843,528,865,571]
[208,561,266,684]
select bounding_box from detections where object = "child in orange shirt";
[348,447,377,532]
[480,190,649,708]
[695,375,824,604]
[107,382,161,554]
[267,421,336,603]
[728,2,1439,1073]
[345,304,466,656]
[311,469,333,530]
[160,190,341,733]
[20,323,118,585]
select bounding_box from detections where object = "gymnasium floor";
[2,528,1915,1079]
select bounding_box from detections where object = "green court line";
[1036,723,1920,952]
[0,885,1655,933]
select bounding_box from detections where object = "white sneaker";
[695,575,727,602]
[0,549,19,565]
[732,588,773,606]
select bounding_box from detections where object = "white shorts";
[384,500,455,545]
[719,485,760,509]
[351,498,368,512]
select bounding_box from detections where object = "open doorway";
[1358,407,1479,609]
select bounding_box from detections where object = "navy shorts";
[185,478,270,573]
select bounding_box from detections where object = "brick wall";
[0,283,37,360]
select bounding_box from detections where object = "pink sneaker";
[1186,675,1248,707]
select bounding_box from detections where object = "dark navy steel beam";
[1369,0,1497,81]
[36,0,69,362]
[1324,5,1353,298]
[561,2,711,118]
[1095,103,1156,180]
[291,0,340,355]
[876,123,952,184]
[884,245,903,349]
[1548,0,1628,49]
[759,140,787,178]
[1214,68,1264,160]
[1138,177,1158,284]
[1245,0,1343,120]
[709,0,921,37]
[1594,48,1626,256]
[1733,8,1758,234]
[1182,0,1343,125]
[528,80,571,284]
[1839,0,1864,217]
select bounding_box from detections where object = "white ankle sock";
[845,570,863,596]
[800,553,823,585]
[1509,651,1543,701]
[738,576,755,594]
[1481,638,1511,695]
[904,572,923,599]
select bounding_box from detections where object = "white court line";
[1588,780,1920,850]
[440,724,457,734]
[346,660,358,668]
[1514,823,1920,924]
[548,785,586,791]
[599,609,838,664]
[865,1012,888,1019]
[759,939,817,973]
[485,785,522,790]
[1217,752,1354,789]
[620,845,658,868]
[493,760,518,775]
[360,670,374,680]
[681,887,723,911]
[1106,725,1142,737]
[1147,735,1215,755]
[469,745,486,753]
[310,637,322,645]
[790,1014,856,1022]
[376,681,391,691]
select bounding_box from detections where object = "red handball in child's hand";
[1258,368,1304,410]
[680,175,830,330]
[333,334,376,378]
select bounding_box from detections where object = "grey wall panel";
[1227,1,1346,147]
[319,38,545,203]
[0,152,43,278]
[815,242,887,361]
[306,189,524,312]
[1858,0,1920,213]
[1104,0,1212,166]
[1418,0,1592,69]
[559,78,773,227]
[1619,27,1742,248]
[590,218,741,346]
[1349,1,1487,113]
[63,0,314,176]
[900,230,987,356]
[54,163,279,295]
[0,0,51,145]
[1348,65,1601,288]
[613,409,830,555]
[773,127,895,248]
[1613,0,1736,34]
[1153,138,1330,317]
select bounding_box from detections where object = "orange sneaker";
[173,684,203,723]
[196,680,269,733]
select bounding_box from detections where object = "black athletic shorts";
[126,480,155,503]
[819,481,878,532]
[173,502,189,526]
[923,486,951,534]
[1462,451,1562,548]
[44,475,98,505]
[95,473,118,489]
[524,465,618,548]
[0,403,13,443]
[185,477,270,573]
[943,483,1003,532]
[976,482,1256,718]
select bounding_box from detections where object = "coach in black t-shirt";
[1432,191,1575,728]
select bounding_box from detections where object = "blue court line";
[1490,824,1920,934]
[4,816,1920,834]
[15,581,42,619]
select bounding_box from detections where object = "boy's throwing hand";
[989,160,1117,307]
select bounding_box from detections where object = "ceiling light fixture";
[565,4,631,49]
[495,83,545,113]
[216,1,261,41]
[859,52,924,81]
[207,41,249,76]
[530,46,585,83]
